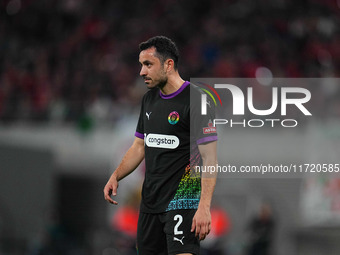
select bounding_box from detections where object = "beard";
[146,71,168,90]
[156,76,168,90]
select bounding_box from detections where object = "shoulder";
[189,83,206,98]
[188,83,205,105]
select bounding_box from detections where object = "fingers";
[110,184,117,197]
[194,221,211,241]
[195,222,201,239]
[191,211,211,241]
[201,222,211,240]
[191,218,196,233]
[103,183,118,205]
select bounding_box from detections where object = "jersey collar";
[159,81,190,99]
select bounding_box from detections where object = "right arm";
[103,136,145,204]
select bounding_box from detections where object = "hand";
[191,206,211,240]
[103,176,119,205]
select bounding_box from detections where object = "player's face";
[139,47,168,89]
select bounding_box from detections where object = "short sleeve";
[190,86,218,145]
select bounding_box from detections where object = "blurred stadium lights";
[6,0,21,15]
[255,66,273,86]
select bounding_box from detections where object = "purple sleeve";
[135,131,144,139]
[197,135,218,145]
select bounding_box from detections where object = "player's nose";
[140,66,147,76]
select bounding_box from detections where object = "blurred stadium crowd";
[1,0,340,124]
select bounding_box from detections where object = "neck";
[160,74,185,95]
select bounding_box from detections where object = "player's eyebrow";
[140,60,152,65]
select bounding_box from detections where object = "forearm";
[192,141,218,240]
[111,138,145,181]
[104,137,144,204]
[199,160,217,209]
[198,141,218,209]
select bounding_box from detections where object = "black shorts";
[137,209,200,255]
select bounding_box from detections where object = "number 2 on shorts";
[174,214,183,235]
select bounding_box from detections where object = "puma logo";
[173,236,184,245]
[146,112,152,120]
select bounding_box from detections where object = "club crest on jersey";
[203,120,217,134]
[168,111,179,125]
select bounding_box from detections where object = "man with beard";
[104,36,218,255]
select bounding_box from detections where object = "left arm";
[191,141,218,240]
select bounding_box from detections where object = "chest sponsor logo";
[145,133,180,149]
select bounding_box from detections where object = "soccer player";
[104,36,218,255]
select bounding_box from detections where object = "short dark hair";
[139,36,179,70]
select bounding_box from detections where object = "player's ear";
[165,59,174,72]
